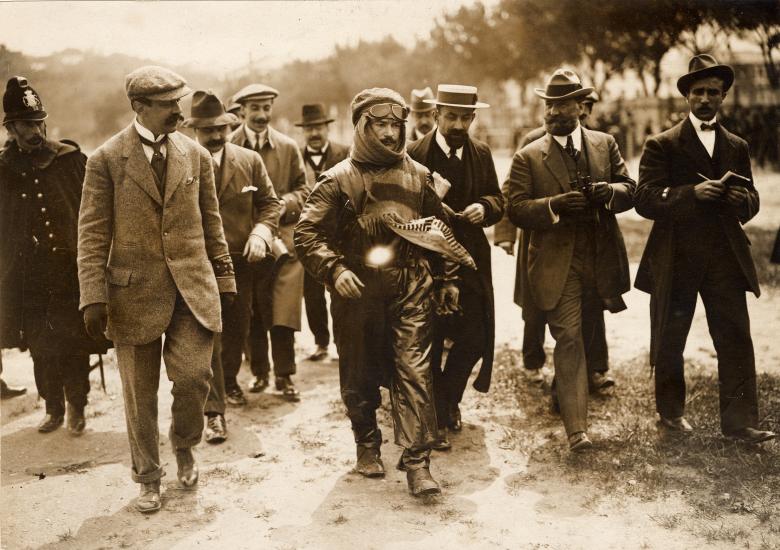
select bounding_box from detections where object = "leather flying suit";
[295,156,453,468]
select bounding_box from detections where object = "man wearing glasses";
[77,66,236,513]
[295,88,459,497]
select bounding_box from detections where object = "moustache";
[380,137,397,146]
[28,135,44,144]
[207,139,225,148]
[252,117,269,125]
[166,114,184,126]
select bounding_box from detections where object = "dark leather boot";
[406,467,441,497]
[67,404,86,436]
[355,446,385,478]
[37,413,64,433]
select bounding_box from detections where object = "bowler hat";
[676,54,734,96]
[294,104,334,127]
[424,84,489,109]
[409,87,435,112]
[3,76,47,124]
[534,69,593,101]
[232,83,279,104]
[181,90,238,128]
[125,65,192,101]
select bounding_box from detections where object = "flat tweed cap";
[232,83,279,104]
[125,65,192,101]
[350,87,406,126]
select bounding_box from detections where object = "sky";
[0,0,490,75]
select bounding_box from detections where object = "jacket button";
[163,231,169,236]
[21,193,27,199]
[37,193,43,199]
[34,179,39,184]
[44,221,51,226]
[48,233,54,239]
[40,207,46,213]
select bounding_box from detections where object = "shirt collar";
[307,142,329,155]
[434,129,463,159]
[689,112,717,129]
[244,125,273,149]
[550,123,583,150]
[134,117,166,143]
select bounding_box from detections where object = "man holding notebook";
[635,55,776,444]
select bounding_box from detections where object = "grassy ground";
[477,346,780,548]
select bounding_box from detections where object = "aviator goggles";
[366,103,409,121]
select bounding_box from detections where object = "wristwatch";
[661,187,670,200]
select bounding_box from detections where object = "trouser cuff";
[132,467,164,484]
[400,447,431,471]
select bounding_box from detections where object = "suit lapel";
[714,126,737,176]
[582,128,607,181]
[542,134,572,192]
[123,127,163,205]
[218,144,236,200]
[163,133,187,204]
[680,118,715,178]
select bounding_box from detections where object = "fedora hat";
[294,103,334,127]
[409,87,435,112]
[676,54,734,96]
[424,84,489,109]
[534,69,593,101]
[181,90,238,128]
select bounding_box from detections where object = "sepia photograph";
[1,1,779,548]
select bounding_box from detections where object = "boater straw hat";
[676,54,734,96]
[534,69,593,101]
[181,90,238,128]
[424,84,489,109]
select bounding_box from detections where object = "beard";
[544,116,578,136]
[443,130,467,149]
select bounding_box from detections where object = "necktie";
[212,157,222,190]
[564,135,579,160]
[138,135,167,189]
[254,132,263,153]
[700,122,717,131]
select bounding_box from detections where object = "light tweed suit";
[78,124,236,483]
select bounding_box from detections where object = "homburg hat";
[676,54,734,96]
[181,90,238,128]
[294,103,334,127]
[409,87,436,112]
[534,69,593,101]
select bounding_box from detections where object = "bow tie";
[700,122,717,131]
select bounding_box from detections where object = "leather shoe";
[0,379,26,399]
[307,346,329,362]
[176,448,199,488]
[448,404,462,432]
[67,404,86,436]
[659,416,693,432]
[525,368,544,386]
[589,372,615,393]
[432,429,451,451]
[226,387,247,406]
[249,376,269,393]
[204,414,227,444]
[275,376,301,402]
[725,427,778,444]
[568,431,592,452]
[355,446,385,478]
[407,467,441,497]
[37,413,64,433]
[135,481,161,513]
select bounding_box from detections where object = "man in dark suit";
[494,90,613,396]
[184,90,280,444]
[635,55,776,443]
[408,84,504,449]
[228,84,310,402]
[507,69,635,452]
[295,104,348,362]
[407,87,436,142]
[78,67,236,513]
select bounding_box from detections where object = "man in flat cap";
[507,68,635,452]
[295,103,348,362]
[229,83,309,402]
[635,55,776,443]
[408,84,504,449]
[78,66,236,513]
[1,76,108,434]
[295,87,460,497]
[183,90,281,444]
[407,87,436,142]
[495,88,616,398]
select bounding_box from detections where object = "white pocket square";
[186,176,197,185]
[241,185,258,193]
